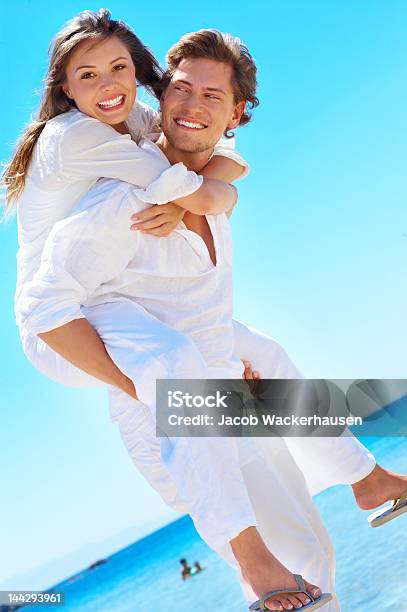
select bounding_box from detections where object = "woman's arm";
[63,118,236,215]
[130,153,243,232]
[39,319,137,399]
[130,165,245,237]
[172,178,237,215]
[171,136,248,214]
[60,113,247,219]
[199,156,243,218]
[200,154,246,182]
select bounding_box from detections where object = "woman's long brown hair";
[2,8,163,212]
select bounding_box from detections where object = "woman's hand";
[130,203,185,237]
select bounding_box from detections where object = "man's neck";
[156,134,213,172]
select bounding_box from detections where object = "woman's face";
[63,35,137,130]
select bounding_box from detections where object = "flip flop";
[368,487,407,528]
[249,574,333,611]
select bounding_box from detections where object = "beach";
[27,435,407,612]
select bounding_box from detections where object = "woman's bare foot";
[231,527,322,610]
[352,464,407,510]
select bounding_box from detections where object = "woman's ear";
[63,83,73,99]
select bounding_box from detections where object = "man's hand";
[242,360,260,382]
[242,360,261,398]
[130,203,186,237]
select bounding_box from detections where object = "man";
[21,30,407,611]
[180,558,192,581]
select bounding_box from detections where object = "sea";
[27,435,406,612]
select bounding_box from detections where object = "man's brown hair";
[164,29,259,133]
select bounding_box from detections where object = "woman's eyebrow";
[109,56,128,64]
[75,57,128,72]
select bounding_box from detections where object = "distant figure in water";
[179,558,206,580]
[179,558,192,581]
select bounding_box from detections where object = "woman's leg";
[20,325,104,388]
[20,299,217,398]
[232,318,376,496]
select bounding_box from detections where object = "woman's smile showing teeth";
[97,94,125,110]
[175,118,206,129]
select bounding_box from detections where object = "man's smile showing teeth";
[175,118,206,129]
[97,95,125,109]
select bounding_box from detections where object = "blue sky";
[2,0,406,590]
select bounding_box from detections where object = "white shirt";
[15,101,248,327]
[19,138,243,378]
[19,137,256,474]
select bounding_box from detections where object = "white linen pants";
[221,449,339,610]
[21,302,375,608]
[21,301,375,501]
[114,389,340,610]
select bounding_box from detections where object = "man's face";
[160,57,245,153]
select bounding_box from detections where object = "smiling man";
[20,30,407,611]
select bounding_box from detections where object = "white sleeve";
[212,135,250,179]
[126,100,160,139]
[57,113,200,197]
[18,182,142,335]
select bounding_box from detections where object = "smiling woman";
[1,6,246,414]
[62,36,138,134]
[1,8,164,206]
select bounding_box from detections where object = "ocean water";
[32,436,406,612]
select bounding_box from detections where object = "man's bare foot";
[231,527,322,611]
[352,464,407,510]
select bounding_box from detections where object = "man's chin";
[168,135,214,154]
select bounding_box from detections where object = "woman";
[2,8,248,395]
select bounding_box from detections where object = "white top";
[18,138,243,379]
[15,101,249,324]
[18,137,257,485]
